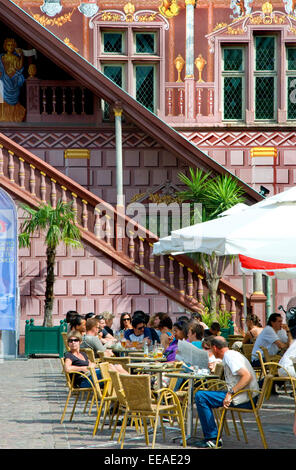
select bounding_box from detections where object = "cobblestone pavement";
[1,357,296,452]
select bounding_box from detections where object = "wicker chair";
[92,362,119,434]
[256,350,296,400]
[193,378,229,437]
[61,332,69,352]
[102,356,131,372]
[260,346,281,363]
[215,374,273,449]
[119,373,187,449]
[108,370,128,440]
[242,344,253,362]
[60,358,108,427]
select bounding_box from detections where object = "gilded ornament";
[101,12,121,21]
[124,1,135,21]
[213,22,228,32]
[262,1,273,15]
[227,25,245,34]
[64,37,79,52]
[194,54,206,83]
[137,13,157,22]
[174,54,185,82]
[29,8,75,27]
[159,0,180,18]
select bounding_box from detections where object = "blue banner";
[0,188,17,331]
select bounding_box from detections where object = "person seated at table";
[204,321,221,338]
[232,313,263,352]
[65,331,129,388]
[133,310,160,344]
[177,315,190,323]
[149,312,168,340]
[116,312,132,337]
[278,310,296,378]
[158,315,174,350]
[190,312,209,331]
[84,312,96,320]
[69,314,86,336]
[163,320,189,362]
[124,315,153,348]
[81,318,114,358]
[102,311,115,337]
[194,335,259,448]
[202,336,222,373]
[65,310,79,332]
[251,313,292,367]
[95,314,117,345]
[187,320,204,349]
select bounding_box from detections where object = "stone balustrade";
[165,81,217,125]
[26,78,99,123]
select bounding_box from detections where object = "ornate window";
[206,6,296,125]
[134,64,156,112]
[254,35,277,121]
[222,47,245,121]
[91,7,168,118]
[102,32,125,54]
[287,47,296,120]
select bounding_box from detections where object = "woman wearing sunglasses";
[64,331,129,387]
[64,331,102,387]
[116,312,132,335]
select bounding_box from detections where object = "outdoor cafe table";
[125,362,179,390]
[166,371,219,441]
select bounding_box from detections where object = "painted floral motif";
[229,0,253,19]
[283,0,296,16]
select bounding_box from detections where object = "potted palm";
[177,168,245,322]
[19,200,82,356]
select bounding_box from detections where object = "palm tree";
[19,200,82,327]
[177,169,245,319]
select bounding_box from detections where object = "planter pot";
[220,321,234,340]
[25,318,67,357]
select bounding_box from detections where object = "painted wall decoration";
[283,0,296,16]
[230,0,253,19]
[0,38,26,122]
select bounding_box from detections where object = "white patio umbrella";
[153,186,296,264]
[153,186,296,318]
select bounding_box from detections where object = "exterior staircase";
[0,133,251,328]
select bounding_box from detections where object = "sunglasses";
[97,315,104,320]
[68,338,79,343]
[136,326,145,330]
[123,317,131,321]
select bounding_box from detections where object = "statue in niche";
[283,0,296,16]
[230,0,253,19]
[0,38,26,122]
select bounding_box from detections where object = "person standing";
[194,336,259,448]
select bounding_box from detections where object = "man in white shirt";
[194,336,259,448]
[251,313,292,367]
